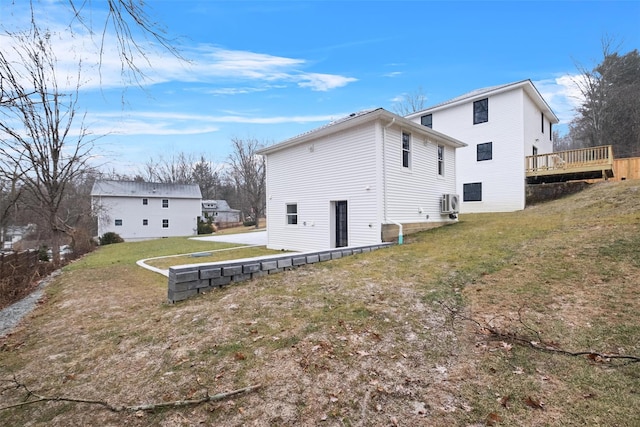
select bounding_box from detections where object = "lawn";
[0,180,638,426]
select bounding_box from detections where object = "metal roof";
[91,180,202,198]
[201,200,240,212]
[406,79,559,123]
[257,108,466,155]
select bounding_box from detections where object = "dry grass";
[1,181,639,426]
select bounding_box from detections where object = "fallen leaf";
[524,396,544,410]
[512,367,524,375]
[499,395,510,408]
[500,342,512,351]
[234,352,246,361]
[486,412,502,425]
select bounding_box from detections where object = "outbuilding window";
[286,203,298,225]
[162,219,169,228]
[437,145,445,176]
[142,198,148,205]
[402,132,411,168]
[162,199,169,208]
[115,219,123,226]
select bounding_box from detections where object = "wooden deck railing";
[526,145,614,178]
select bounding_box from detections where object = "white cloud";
[2,2,358,93]
[534,75,585,125]
[296,73,358,91]
[86,111,343,136]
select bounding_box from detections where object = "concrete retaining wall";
[167,243,393,303]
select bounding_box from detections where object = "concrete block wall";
[167,243,393,303]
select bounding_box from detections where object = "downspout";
[382,118,403,245]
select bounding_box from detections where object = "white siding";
[95,196,200,240]
[383,123,458,222]
[523,90,554,157]
[265,123,381,252]
[411,89,527,213]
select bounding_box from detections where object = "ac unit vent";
[441,194,460,214]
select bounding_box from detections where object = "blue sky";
[2,0,639,174]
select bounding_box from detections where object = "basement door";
[334,200,348,248]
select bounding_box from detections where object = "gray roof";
[202,200,240,212]
[257,108,466,155]
[91,180,202,199]
[406,79,559,123]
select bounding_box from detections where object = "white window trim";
[286,203,298,226]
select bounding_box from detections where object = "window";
[162,199,169,208]
[541,112,544,133]
[437,144,444,176]
[143,219,148,226]
[549,123,553,141]
[286,204,298,225]
[162,219,169,228]
[473,98,488,124]
[115,219,123,226]
[142,198,148,205]
[402,132,411,168]
[463,183,482,202]
[477,142,493,161]
[420,114,432,128]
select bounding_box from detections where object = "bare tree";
[227,138,266,228]
[569,38,640,157]
[0,19,95,265]
[391,86,427,116]
[192,156,223,200]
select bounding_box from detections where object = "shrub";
[99,232,124,245]
[198,220,214,235]
[38,246,50,262]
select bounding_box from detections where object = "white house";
[1,224,35,250]
[201,200,241,224]
[91,180,202,241]
[406,80,559,213]
[257,108,466,252]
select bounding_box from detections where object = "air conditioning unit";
[441,193,460,214]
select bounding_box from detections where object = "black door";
[335,201,348,248]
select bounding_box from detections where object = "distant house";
[1,224,35,250]
[91,180,202,241]
[257,108,466,252]
[406,79,559,213]
[201,200,241,224]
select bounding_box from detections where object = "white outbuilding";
[257,108,466,252]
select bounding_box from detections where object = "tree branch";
[0,377,261,413]
[438,302,640,364]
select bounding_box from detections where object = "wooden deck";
[526,145,614,184]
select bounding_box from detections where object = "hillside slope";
[1,180,638,426]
